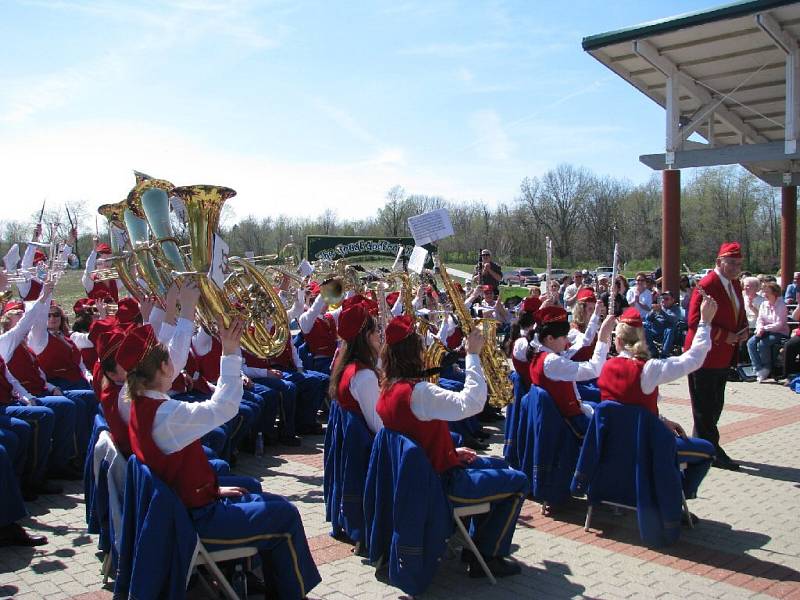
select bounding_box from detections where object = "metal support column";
[782,185,797,289]
[662,170,681,295]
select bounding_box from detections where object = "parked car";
[542,268,568,282]
[504,267,540,286]
[595,266,614,279]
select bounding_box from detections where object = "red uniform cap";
[534,306,568,325]
[619,307,643,328]
[116,324,159,372]
[88,316,119,347]
[385,315,415,346]
[95,242,112,255]
[116,297,141,327]
[97,329,126,363]
[93,288,112,302]
[2,300,24,314]
[717,242,742,259]
[521,296,542,314]
[33,249,47,264]
[385,291,400,308]
[337,303,370,342]
[576,288,596,303]
[73,298,96,315]
[307,281,321,297]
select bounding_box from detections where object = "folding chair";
[452,503,496,585]
[190,543,259,600]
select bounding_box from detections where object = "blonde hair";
[571,300,591,332]
[615,322,650,361]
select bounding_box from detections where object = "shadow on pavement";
[737,460,800,483]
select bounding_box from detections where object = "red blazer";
[684,270,747,369]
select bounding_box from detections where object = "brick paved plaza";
[1,377,798,599]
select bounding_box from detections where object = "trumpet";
[89,267,119,282]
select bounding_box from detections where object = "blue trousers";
[440,364,467,384]
[310,355,333,375]
[0,445,26,527]
[0,417,30,476]
[747,333,788,372]
[282,370,329,429]
[443,456,529,558]
[32,395,78,469]
[49,378,99,455]
[0,404,55,482]
[675,436,715,499]
[252,380,296,438]
[190,492,321,599]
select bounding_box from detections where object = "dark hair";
[100,354,118,376]
[504,310,535,356]
[329,314,379,398]
[380,332,424,390]
[126,345,170,396]
[534,320,570,345]
[72,312,94,333]
[49,305,71,336]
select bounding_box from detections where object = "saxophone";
[434,255,513,407]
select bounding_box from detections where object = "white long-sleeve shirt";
[0,294,49,362]
[409,354,487,422]
[17,243,71,300]
[539,340,609,412]
[566,312,601,352]
[82,248,98,294]
[349,369,383,434]
[281,289,305,321]
[146,354,244,454]
[297,295,342,334]
[3,244,19,272]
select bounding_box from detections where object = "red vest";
[129,394,218,508]
[22,278,43,302]
[93,362,131,456]
[81,347,98,372]
[511,356,531,387]
[376,380,460,474]
[305,314,337,357]
[445,327,464,351]
[37,333,84,383]
[529,351,582,417]
[7,345,47,396]
[171,351,212,395]
[242,349,270,370]
[0,358,15,405]
[195,337,222,382]
[337,362,366,416]
[598,357,660,416]
[571,337,597,363]
[89,277,119,302]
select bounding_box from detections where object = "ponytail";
[614,323,650,361]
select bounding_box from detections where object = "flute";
[609,242,619,316]
[542,236,553,298]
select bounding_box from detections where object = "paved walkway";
[1,377,799,599]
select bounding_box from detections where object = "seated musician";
[567,288,601,362]
[82,238,120,302]
[119,318,321,599]
[599,304,717,512]
[376,315,529,579]
[329,297,383,433]
[510,296,541,387]
[529,306,616,436]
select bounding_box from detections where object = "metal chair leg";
[101,552,112,584]
[584,505,594,532]
[453,513,496,585]
[197,544,241,600]
[681,492,694,530]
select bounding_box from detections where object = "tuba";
[171,184,290,358]
[98,200,149,299]
[434,254,513,407]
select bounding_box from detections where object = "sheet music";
[407,209,454,246]
[407,245,428,274]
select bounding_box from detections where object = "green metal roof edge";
[582,0,799,51]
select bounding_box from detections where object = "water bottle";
[231,563,247,599]
[255,432,264,457]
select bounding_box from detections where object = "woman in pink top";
[747,281,789,382]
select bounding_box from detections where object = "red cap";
[95,242,112,254]
[73,298,96,315]
[521,296,542,314]
[88,316,119,347]
[2,300,24,314]
[307,281,321,297]
[576,288,596,303]
[116,297,141,327]
[115,324,159,372]
[93,288,112,302]
[385,315,415,346]
[619,307,643,328]
[97,329,126,363]
[338,303,370,342]
[341,294,366,309]
[717,242,742,259]
[453,282,464,294]
[534,306,568,326]
[385,291,400,307]
[33,249,47,264]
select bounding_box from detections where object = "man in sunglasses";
[626,272,653,318]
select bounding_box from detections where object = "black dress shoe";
[297,423,324,436]
[468,556,522,578]
[462,436,489,451]
[0,524,48,547]
[279,435,302,447]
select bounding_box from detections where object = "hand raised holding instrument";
[219,316,244,355]
[598,314,617,344]
[465,328,485,355]
[178,280,201,319]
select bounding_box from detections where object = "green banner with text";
[306,236,415,262]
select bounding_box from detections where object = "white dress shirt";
[566,312,601,350]
[713,268,742,315]
[409,354,487,422]
[147,354,244,454]
[539,340,609,413]
[349,368,383,434]
[0,294,49,363]
[298,295,342,335]
[626,287,653,318]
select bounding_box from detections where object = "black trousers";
[784,336,800,377]
[687,368,729,450]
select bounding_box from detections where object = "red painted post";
[781,186,797,290]
[662,170,681,295]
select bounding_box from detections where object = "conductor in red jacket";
[684,242,748,471]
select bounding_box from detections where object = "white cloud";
[468,109,513,161]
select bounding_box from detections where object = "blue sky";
[0,0,726,224]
